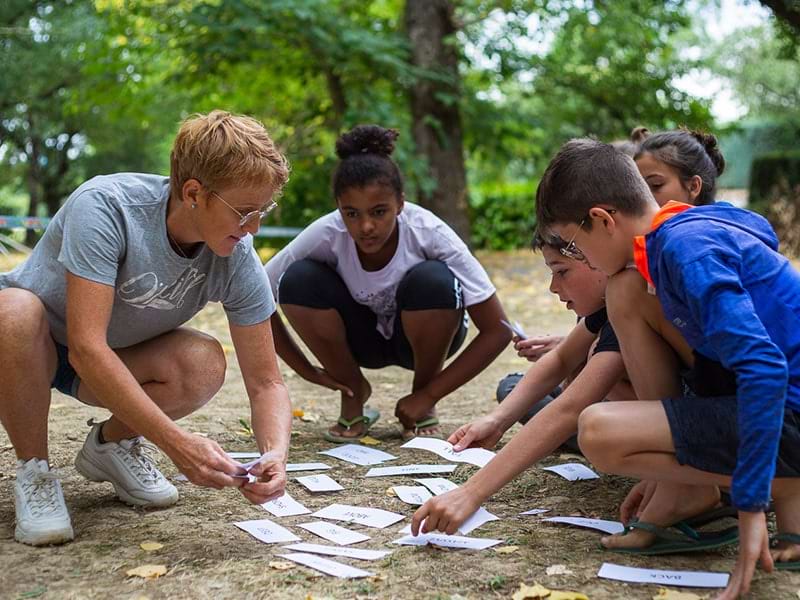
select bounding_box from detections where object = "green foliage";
[749,150,800,205]
[470,179,537,249]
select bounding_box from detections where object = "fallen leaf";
[495,545,519,554]
[126,565,167,579]
[370,574,388,582]
[558,453,584,462]
[292,408,305,418]
[545,564,574,576]
[385,486,397,497]
[549,592,588,600]
[512,583,551,599]
[360,436,381,445]
[653,590,703,600]
[268,561,295,571]
[300,413,320,423]
[139,541,163,552]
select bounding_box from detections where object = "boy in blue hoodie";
[535,138,800,600]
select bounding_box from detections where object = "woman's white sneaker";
[74,421,179,507]
[14,458,74,546]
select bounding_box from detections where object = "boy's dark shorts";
[662,395,800,478]
[51,340,81,398]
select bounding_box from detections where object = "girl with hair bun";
[632,127,726,207]
[265,125,511,442]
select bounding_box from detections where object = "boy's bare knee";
[577,404,617,470]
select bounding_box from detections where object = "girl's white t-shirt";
[265,202,496,339]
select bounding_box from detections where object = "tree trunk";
[404,0,471,244]
[758,0,800,33]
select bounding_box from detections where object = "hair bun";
[630,126,651,144]
[689,129,726,176]
[336,125,399,160]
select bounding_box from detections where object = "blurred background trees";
[1,0,797,249]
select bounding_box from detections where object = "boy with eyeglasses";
[0,110,292,545]
[535,138,800,599]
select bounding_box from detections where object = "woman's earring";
[191,203,197,209]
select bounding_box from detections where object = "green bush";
[469,180,538,250]
[749,151,800,206]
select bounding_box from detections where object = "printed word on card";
[365,464,456,477]
[392,485,433,506]
[283,542,391,561]
[542,463,600,481]
[261,492,311,517]
[401,437,495,468]
[295,474,343,493]
[597,563,730,588]
[414,477,459,495]
[298,521,371,545]
[312,503,405,529]
[286,462,332,472]
[319,444,397,466]
[543,516,624,535]
[392,532,502,550]
[233,518,300,544]
[278,552,374,579]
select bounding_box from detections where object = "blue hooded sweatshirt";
[637,201,800,512]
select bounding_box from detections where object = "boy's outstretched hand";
[513,334,562,362]
[715,511,772,599]
[448,414,505,450]
[411,487,481,536]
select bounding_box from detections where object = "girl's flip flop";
[323,407,381,443]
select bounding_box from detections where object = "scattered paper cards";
[365,464,457,477]
[543,516,624,535]
[542,463,600,481]
[295,474,344,492]
[278,552,374,579]
[283,542,391,561]
[414,477,459,495]
[227,451,261,459]
[261,492,311,517]
[597,563,730,588]
[399,506,499,536]
[391,485,433,506]
[401,437,495,468]
[519,508,550,516]
[233,518,300,544]
[393,532,502,550]
[319,444,397,466]
[286,462,332,472]
[298,521,371,545]
[312,503,405,529]
[500,319,528,339]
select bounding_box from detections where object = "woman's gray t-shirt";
[0,173,275,348]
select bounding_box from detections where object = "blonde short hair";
[170,110,290,196]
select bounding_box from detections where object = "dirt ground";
[1,250,799,600]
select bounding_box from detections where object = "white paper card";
[392,485,433,505]
[297,521,371,545]
[401,437,495,468]
[228,451,262,459]
[283,542,391,561]
[233,518,300,544]
[365,464,457,477]
[543,516,624,535]
[399,507,499,536]
[312,503,405,529]
[414,477,459,495]
[296,474,344,492]
[319,444,397,466]
[392,532,502,550]
[520,508,551,516]
[286,462,332,472]
[542,463,600,481]
[597,562,730,588]
[261,492,311,517]
[500,319,528,339]
[278,552,374,579]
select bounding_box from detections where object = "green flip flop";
[603,520,739,556]
[771,533,800,570]
[681,505,738,529]
[323,407,380,443]
[401,416,444,441]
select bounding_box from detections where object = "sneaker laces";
[20,467,64,518]
[118,438,165,486]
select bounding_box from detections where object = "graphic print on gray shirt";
[0,173,275,348]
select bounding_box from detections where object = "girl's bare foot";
[327,376,372,439]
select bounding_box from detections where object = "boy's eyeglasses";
[560,218,586,261]
[211,190,277,229]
